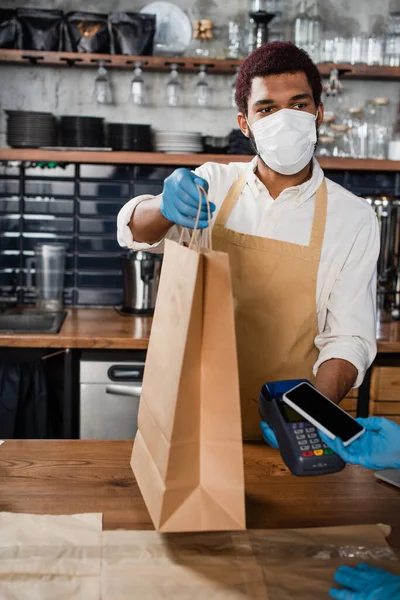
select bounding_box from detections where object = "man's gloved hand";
[159,168,214,229]
[330,563,400,599]
[319,417,400,470]
[260,422,279,449]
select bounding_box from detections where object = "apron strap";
[309,178,327,255]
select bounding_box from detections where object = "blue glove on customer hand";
[318,417,400,471]
[160,168,214,229]
[260,422,279,449]
[330,563,400,599]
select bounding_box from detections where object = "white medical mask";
[247,108,318,175]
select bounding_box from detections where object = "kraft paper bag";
[131,232,245,532]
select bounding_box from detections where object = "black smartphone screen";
[284,383,364,442]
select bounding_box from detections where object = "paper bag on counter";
[131,232,245,533]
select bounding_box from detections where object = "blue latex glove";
[260,421,279,449]
[319,417,400,470]
[330,563,400,599]
[159,168,214,229]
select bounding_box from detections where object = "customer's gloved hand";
[260,422,279,449]
[319,417,400,470]
[330,563,400,599]
[160,168,214,229]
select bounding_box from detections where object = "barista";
[117,42,379,439]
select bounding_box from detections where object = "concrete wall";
[0,0,398,146]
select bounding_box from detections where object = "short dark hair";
[235,41,323,114]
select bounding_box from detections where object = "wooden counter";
[1,440,399,549]
[0,307,151,349]
[2,306,400,352]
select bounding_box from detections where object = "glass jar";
[331,124,350,157]
[316,136,335,157]
[366,98,391,159]
[187,19,213,57]
[345,107,368,159]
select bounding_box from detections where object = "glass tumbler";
[227,20,242,59]
[350,36,368,64]
[367,36,385,65]
[366,98,391,159]
[26,243,66,311]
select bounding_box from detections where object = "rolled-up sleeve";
[117,194,162,250]
[313,209,379,388]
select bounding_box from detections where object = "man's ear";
[237,112,250,138]
[317,102,324,128]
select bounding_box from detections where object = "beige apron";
[212,170,328,439]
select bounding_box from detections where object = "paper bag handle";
[179,184,213,251]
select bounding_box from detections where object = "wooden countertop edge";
[1,336,399,351]
[0,306,399,351]
[0,336,149,349]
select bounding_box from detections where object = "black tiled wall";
[0,162,399,306]
[0,162,173,306]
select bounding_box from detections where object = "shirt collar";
[245,156,324,206]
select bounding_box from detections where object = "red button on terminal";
[302,451,314,457]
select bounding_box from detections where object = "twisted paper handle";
[179,184,213,251]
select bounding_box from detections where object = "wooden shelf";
[0,148,399,171]
[0,49,242,74]
[0,49,399,79]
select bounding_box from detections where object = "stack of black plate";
[6,111,58,148]
[60,116,105,148]
[107,123,152,151]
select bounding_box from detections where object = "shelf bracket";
[21,54,44,65]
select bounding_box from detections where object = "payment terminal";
[259,380,345,476]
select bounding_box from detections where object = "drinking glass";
[193,65,212,107]
[366,98,391,159]
[315,136,334,157]
[367,36,385,65]
[350,36,368,65]
[131,62,147,106]
[331,124,350,157]
[227,20,242,59]
[26,243,66,311]
[345,107,368,159]
[333,37,351,63]
[320,39,335,63]
[385,33,400,66]
[94,61,113,105]
[165,63,182,107]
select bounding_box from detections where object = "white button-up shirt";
[117,157,379,388]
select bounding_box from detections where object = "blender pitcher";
[26,243,66,311]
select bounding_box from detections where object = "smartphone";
[282,382,365,446]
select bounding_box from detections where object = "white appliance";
[80,359,144,439]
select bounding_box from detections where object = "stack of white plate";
[155,130,203,154]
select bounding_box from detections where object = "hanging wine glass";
[193,65,212,108]
[94,61,113,105]
[131,61,147,106]
[165,63,182,107]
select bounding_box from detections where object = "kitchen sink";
[0,308,67,334]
